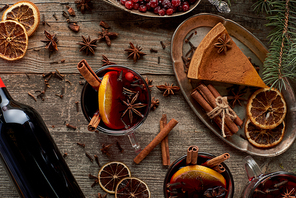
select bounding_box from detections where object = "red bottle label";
[0,77,6,88]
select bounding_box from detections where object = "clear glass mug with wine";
[242,156,296,198]
[81,65,151,152]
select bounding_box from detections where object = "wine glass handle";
[127,131,141,153]
[208,0,231,13]
[243,156,263,181]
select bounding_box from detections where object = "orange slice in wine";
[2,1,40,37]
[0,20,28,61]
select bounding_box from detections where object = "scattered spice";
[62,10,70,21]
[94,155,100,166]
[91,179,99,187]
[75,0,93,14]
[98,193,107,198]
[125,42,146,63]
[97,28,118,46]
[121,92,147,124]
[150,48,158,53]
[144,77,153,91]
[101,54,116,66]
[52,125,55,128]
[185,32,194,43]
[77,35,97,55]
[99,21,110,29]
[185,41,197,57]
[41,30,58,52]
[68,22,80,32]
[65,79,71,84]
[61,59,65,63]
[77,142,85,148]
[66,123,77,130]
[150,97,159,110]
[158,56,160,64]
[63,152,68,158]
[0,4,9,12]
[75,101,79,112]
[41,14,50,26]
[101,144,112,156]
[156,83,180,96]
[53,13,58,20]
[214,33,232,54]
[28,92,37,102]
[67,7,76,16]
[116,141,124,153]
[85,152,93,162]
[160,41,166,49]
[55,93,63,98]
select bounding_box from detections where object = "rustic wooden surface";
[0,0,295,198]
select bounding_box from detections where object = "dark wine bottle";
[0,77,85,198]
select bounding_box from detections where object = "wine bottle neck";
[0,77,12,105]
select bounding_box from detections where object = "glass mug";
[242,156,296,198]
[81,65,151,152]
[163,152,234,198]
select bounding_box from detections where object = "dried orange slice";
[246,87,286,129]
[245,118,285,148]
[2,1,40,37]
[0,20,28,61]
[98,162,131,194]
[115,177,151,198]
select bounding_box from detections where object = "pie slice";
[187,22,267,88]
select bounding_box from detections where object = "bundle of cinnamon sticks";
[191,83,243,137]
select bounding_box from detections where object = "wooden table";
[0,0,295,197]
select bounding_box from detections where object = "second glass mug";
[242,156,296,198]
[81,65,151,152]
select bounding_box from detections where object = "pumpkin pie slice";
[187,22,267,88]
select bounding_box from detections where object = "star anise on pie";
[214,33,232,54]
[41,30,58,51]
[125,42,146,63]
[97,28,118,46]
[156,83,180,96]
[150,97,159,110]
[227,85,248,108]
[77,35,97,55]
[121,92,147,124]
[101,54,116,66]
[75,0,93,14]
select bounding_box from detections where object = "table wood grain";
[0,0,295,198]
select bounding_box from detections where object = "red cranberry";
[146,2,152,9]
[150,0,158,8]
[153,6,161,13]
[171,0,181,7]
[162,0,172,9]
[120,0,127,5]
[182,3,189,11]
[132,0,138,3]
[166,8,174,15]
[133,2,140,9]
[125,72,135,82]
[139,4,147,12]
[125,1,134,9]
[158,8,166,15]
[177,4,183,11]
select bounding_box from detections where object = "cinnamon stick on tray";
[160,114,170,166]
[77,59,101,90]
[88,110,101,131]
[134,119,178,164]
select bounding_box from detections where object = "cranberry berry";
[125,1,133,9]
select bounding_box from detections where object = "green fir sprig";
[253,0,296,91]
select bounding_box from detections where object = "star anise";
[75,0,93,14]
[227,85,248,108]
[143,77,153,91]
[125,42,146,63]
[214,33,232,54]
[98,28,118,46]
[150,97,159,110]
[281,188,295,198]
[41,30,58,51]
[121,92,147,124]
[98,193,107,198]
[101,54,116,66]
[77,35,97,55]
[156,83,180,96]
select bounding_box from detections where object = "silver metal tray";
[171,13,296,157]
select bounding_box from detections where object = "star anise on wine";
[150,97,159,110]
[214,33,232,54]
[281,188,295,198]
[41,30,58,51]
[121,92,147,124]
[98,28,118,46]
[77,35,97,55]
[125,42,146,63]
[156,83,180,96]
[101,54,116,66]
[75,0,93,14]
[227,85,248,108]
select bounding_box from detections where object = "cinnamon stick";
[186,145,198,165]
[88,110,101,131]
[212,164,226,173]
[197,84,239,134]
[160,114,170,166]
[202,153,230,168]
[77,59,101,90]
[134,119,178,164]
[191,90,232,137]
[207,84,244,127]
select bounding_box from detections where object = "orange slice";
[0,20,28,61]
[115,177,151,198]
[245,118,285,148]
[246,87,286,129]
[2,1,40,37]
[169,165,226,192]
[98,162,131,194]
